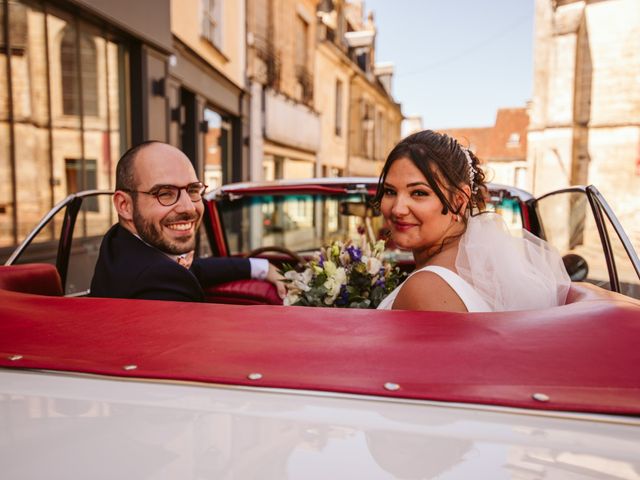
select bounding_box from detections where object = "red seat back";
[204,279,282,305]
[0,264,63,296]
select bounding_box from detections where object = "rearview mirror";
[563,253,589,282]
[339,202,379,218]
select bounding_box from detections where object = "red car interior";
[0,264,63,297]
[205,279,282,305]
[1,272,639,416]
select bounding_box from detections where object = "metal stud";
[532,392,550,402]
[384,382,400,391]
[123,365,138,371]
[247,373,263,381]
[7,354,23,361]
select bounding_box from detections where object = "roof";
[440,108,529,162]
[1,289,639,416]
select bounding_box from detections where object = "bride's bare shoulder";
[392,271,467,312]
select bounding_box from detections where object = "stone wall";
[528,0,640,255]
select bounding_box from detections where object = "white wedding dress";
[377,265,492,312]
[377,213,571,312]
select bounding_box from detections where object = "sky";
[364,0,535,130]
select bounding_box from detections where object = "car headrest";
[0,263,63,296]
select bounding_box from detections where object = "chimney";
[374,62,394,97]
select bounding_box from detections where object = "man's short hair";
[115,140,161,191]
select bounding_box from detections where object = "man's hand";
[266,263,287,299]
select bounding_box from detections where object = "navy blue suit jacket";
[90,224,251,302]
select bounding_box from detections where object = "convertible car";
[1,178,640,479]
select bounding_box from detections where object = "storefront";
[168,38,249,190]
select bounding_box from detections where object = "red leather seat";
[204,279,283,305]
[0,264,63,296]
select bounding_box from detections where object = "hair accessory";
[461,147,478,195]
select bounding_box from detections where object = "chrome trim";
[589,186,640,280]
[5,190,112,265]
[534,185,587,202]
[6,367,639,427]
[65,289,91,298]
[208,178,530,201]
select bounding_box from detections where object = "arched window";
[61,26,98,116]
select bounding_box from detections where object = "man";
[90,141,285,301]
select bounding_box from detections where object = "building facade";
[528,0,640,252]
[315,0,402,178]
[0,0,172,256]
[1,0,402,258]
[170,0,248,189]
[246,0,321,181]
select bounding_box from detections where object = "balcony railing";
[295,65,313,107]
[251,34,280,89]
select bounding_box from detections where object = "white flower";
[323,266,347,304]
[284,268,312,292]
[367,257,382,276]
[283,292,300,306]
[324,260,337,277]
[373,240,386,257]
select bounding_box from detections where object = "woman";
[376,130,570,312]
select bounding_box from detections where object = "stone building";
[246,0,321,181]
[169,0,248,189]
[315,0,403,178]
[528,0,640,254]
[0,0,173,256]
[0,0,251,258]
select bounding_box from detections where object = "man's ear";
[113,191,134,221]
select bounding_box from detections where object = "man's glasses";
[123,182,208,206]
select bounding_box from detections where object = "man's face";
[129,143,204,255]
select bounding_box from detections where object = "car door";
[6,191,115,296]
[527,185,640,299]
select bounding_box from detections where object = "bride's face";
[380,157,460,254]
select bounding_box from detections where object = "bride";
[376,130,570,312]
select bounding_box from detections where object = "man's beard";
[133,209,200,255]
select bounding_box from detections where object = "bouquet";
[281,238,406,308]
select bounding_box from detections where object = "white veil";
[455,212,571,311]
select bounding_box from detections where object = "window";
[507,132,520,148]
[375,110,384,160]
[295,15,308,68]
[362,101,374,158]
[1,3,127,252]
[2,2,27,54]
[201,0,222,49]
[61,27,98,116]
[65,159,98,212]
[335,79,343,136]
[295,15,311,104]
[203,107,233,188]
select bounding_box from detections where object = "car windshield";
[218,193,387,255]
[216,186,526,260]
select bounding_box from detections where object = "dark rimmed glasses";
[123,182,208,206]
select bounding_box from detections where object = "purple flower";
[347,245,362,262]
[335,284,349,306]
